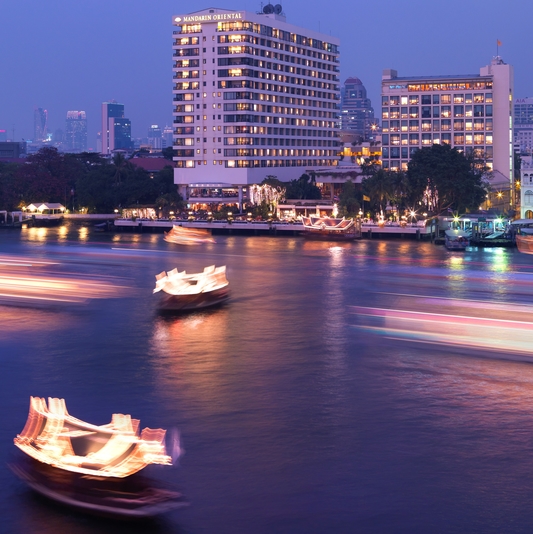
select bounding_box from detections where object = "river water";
[2,225,533,533]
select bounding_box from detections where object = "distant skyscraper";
[0,130,7,142]
[513,97,533,153]
[147,124,162,150]
[340,78,375,139]
[34,107,48,142]
[101,101,133,154]
[162,125,173,149]
[65,111,88,152]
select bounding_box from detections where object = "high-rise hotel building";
[172,7,340,203]
[381,57,514,189]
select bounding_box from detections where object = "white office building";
[172,6,340,207]
[381,57,514,190]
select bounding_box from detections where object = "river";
[1,225,533,533]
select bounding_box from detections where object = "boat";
[444,229,470,250]
[12,397,186,518]
[10,457,187,519]
[300,216,358,240]
[153,265,230,311]
[516,234,533,254]
[164,225,215,245]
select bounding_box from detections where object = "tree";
[285,173,321,200]
[407,144,488,214]
[338,180,360,217]
[162,147,175,161]
[362,169,394,213]
[13,147,82,207]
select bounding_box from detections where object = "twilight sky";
[0,0,527,149]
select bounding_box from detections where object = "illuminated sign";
[174,12,244,24]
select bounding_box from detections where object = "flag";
[363,195,370,202]
[497,39,502,46]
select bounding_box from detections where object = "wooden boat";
[164,225,215,245]
[444,229,469,250]
[300,216,358,240]
[13,397,185,517]
[153,265,230,311]
[516,234,533,254]
[10,457,187,519]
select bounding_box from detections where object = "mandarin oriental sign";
[174,12,244,23]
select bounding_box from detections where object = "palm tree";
[112,153,129,185]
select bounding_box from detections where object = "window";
[454,119,464,131]
[441,106,451,118]
[474,119,484,131]
[432,95,440,105]
[454,106,464,117]
[433,106,440,118]
[474,105,484,117]
[442,133,451,144]
[441,94,451,104]
[465,94,473,104]
[454,133,465,144]
[474,133,484,145]
[421,106,431,118]
[409,95,419,105]
[422,133,432,145]
[422,95,431,105]
[454,94,464,104]
[409,120,419,132]
[409,133,419,145]
[441,119,451,131]
[486,105,493,117]
[433,120,440,131]
[474,93,484,103]
[421,120,431,131]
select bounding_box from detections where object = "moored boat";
[164,225,215,245]
[444,229,469,250]
[153,265,230,311]
[300,216,358,240]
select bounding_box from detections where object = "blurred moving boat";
[301,216,358,240]
[153,265,230,311]
[444,229,470,250]
[12,397,186,518]
[516,234,533,254]
[164,225,215,245]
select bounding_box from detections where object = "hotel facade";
[172,7,340,207]
[381,57,514,190]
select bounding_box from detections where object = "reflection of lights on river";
[58,226,68,240]
[78,227,89,241]
[26,227,49,242]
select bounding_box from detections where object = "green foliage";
[338,180,360,217]
[162,147,175,161]
[285,173,321,200]
[407,144,488,214]
[13,147,82,207]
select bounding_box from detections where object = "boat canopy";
[14,397,172,478]
[445,229,469,238]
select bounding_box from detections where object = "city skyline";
[0,0,529,147]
